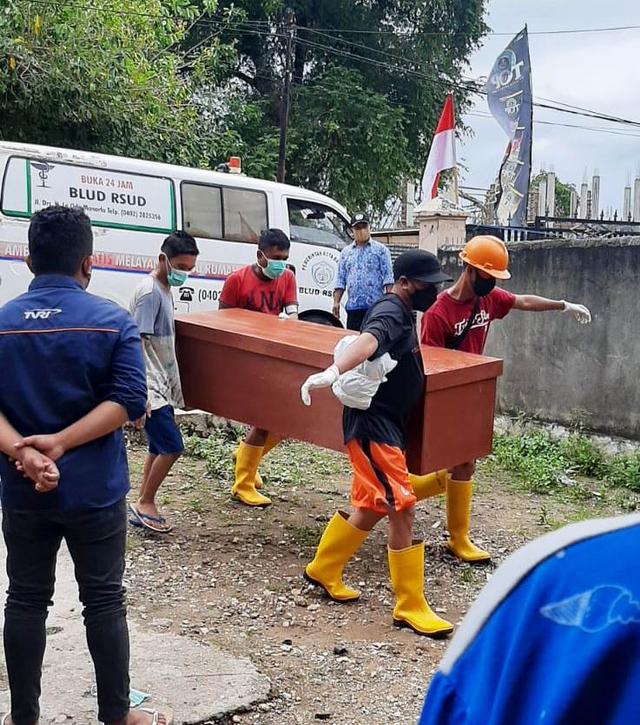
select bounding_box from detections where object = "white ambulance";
[0,142,352,324]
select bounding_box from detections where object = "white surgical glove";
[561,300,592,324]
[300,365,340,407]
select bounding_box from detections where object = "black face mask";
[411,286,438,312]
[472,274,496,297]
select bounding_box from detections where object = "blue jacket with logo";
[419,515,640,725]
[0,275,147,510]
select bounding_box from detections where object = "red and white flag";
[420,94,456,200]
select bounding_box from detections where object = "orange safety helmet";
[459,235,511,280]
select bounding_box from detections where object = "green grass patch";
[487,425,640,495]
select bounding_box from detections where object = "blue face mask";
[165,258,189,287]
[259,252,287,280]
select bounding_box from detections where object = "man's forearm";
[57,401,129,452]
[513,295,564,312]
[334,332,379,374]
[0,413,23,457]
[333,289,344,305]
[300,331,380,406]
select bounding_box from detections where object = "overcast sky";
[460,0,640,215]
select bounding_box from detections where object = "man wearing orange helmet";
[410,235,591,563]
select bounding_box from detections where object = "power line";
[295,35,640,129]
[302,26,425,69]
[467,112,640,139]
[288,76,640,140]
[294,24,640,37]
[293,27,640,131]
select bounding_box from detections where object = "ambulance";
[0,142,353,324]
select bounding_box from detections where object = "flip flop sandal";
[135,706,174,725]
[1,714,9,725]
[128,504,145,528]
[129,506,173,534]
[128,509,144,528]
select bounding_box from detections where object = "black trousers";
[2,498,130,725]
[346,308,368,331]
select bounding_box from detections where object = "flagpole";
[451,93,459,205]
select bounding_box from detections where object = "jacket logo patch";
[24,308,62,320]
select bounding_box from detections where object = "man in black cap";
[333,211,394,330]
[300,249,454,638]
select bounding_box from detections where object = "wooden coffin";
[175,309,503,474]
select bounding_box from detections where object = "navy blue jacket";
[0,275,147,510]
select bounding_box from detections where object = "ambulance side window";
[287,199,351,250]
[182,182,268,243]
[222,188,267,243]
[182,183,223,239]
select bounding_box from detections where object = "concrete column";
[623,185,632,221]
[538,175,547,216]
[569,185,578,217]
[591,174,600,219]
[580,182,588,219]
[546,172,556,217]
[633,178,640,222]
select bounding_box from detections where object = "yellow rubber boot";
[388,541,453,637]
[234,433,280,489]
[446,479,490,562]
[231,443,272,507]
[304,511,369,602]
[409,470,448,501]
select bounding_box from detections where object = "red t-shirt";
[421,287,516,355]
[219,265,297,315]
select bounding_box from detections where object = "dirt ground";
[123,428,637,725]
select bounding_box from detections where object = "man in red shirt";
[219,228,298,506]
[411,235,591,563]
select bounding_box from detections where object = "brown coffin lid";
[176,309,502,388]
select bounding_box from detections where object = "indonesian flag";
[421,94,456,200]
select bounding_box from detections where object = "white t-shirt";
[129,276,184,411]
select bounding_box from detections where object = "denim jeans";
[2,498,130,725]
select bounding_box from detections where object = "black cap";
[393,249,452,284]
[350,211,370,227]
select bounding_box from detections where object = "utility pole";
[277,8,295,184]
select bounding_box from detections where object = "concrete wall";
[438,237,640,439]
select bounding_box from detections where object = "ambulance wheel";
[299,311,343,328]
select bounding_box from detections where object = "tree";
[554,180,572,217]
[532,172,573,217]
[189,0,488,212]
[0,0,237,167]
[0,1,489,215]
[287,66,410,211]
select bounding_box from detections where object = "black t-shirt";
[342,294,425,448]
